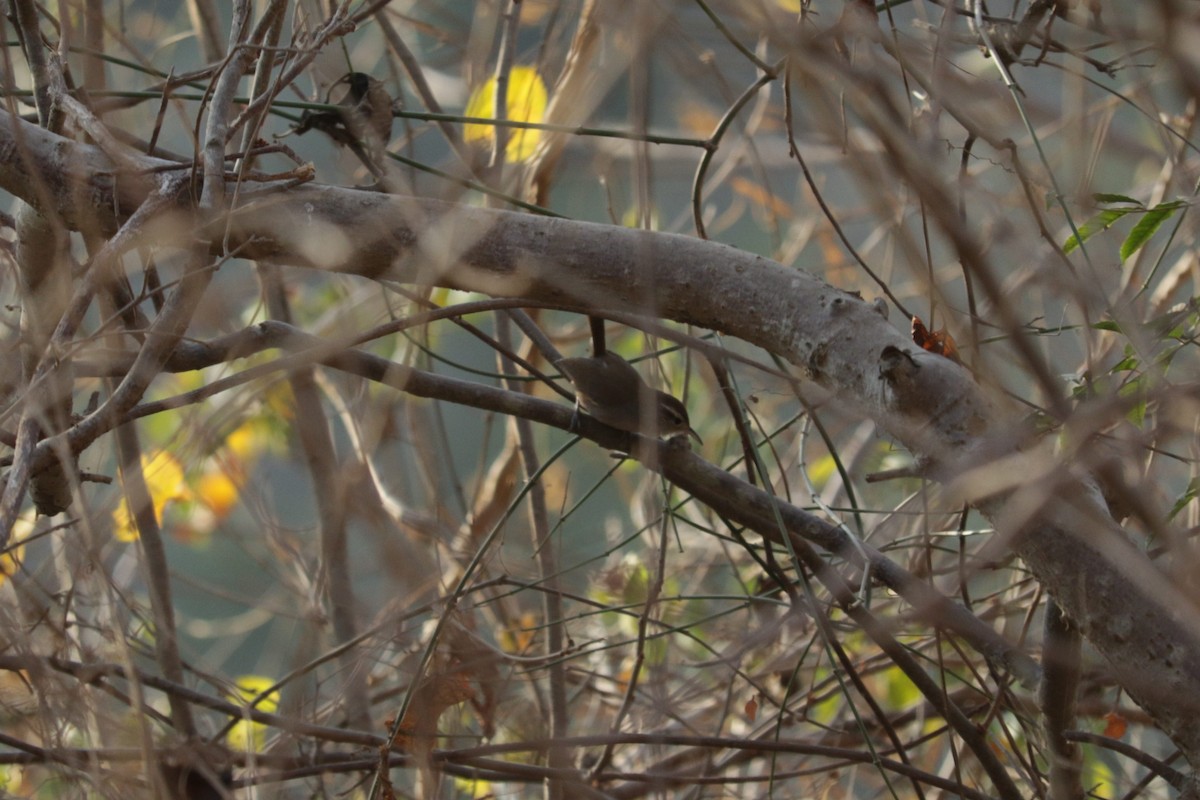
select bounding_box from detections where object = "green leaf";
[644,636,668,667]
[1111,354,1138,372]
[1169,478,1200,522]
[1118,373,1147,426]
[622,562,650,605]
[1120,200,1187,261]
[1091,320,1122,333]
[1127,396,1147,427]
[1091,192,1142,206]
[882,665,921,710]
[1063,207,1137,254]
[1149,298,1200,338]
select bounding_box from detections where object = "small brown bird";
[291,72,393,174]
[558,352,701,445]
[329,71,393,151]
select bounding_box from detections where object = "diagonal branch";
[5,108,1200,767]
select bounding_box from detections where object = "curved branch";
[114,320,1039,691]
[5,108,1200,767]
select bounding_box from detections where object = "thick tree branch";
[5,109,1200,767]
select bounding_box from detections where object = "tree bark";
[5,108,1200,766]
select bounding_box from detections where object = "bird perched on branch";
[558,351,701,445]
[290,71,393,176]
[506,311,701,445]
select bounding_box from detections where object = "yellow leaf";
[0,550,22,586]
[805,452,838,490]
[0,516,32,586]
[0,763,24,794]
[620,205,660,230]
[196,470,240,519]
[224,420,263,460]
[112,500,138,543]
[454,776,493,799]
[499,612,538,654]
[226,718,265,752]
[143,451,189,505]
[464,66,548,162]
[230,675,280,712]
[226,675,280,753]
[1083,746,1115,799]
[113,451,192,541]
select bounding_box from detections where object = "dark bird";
[558,352,701,445]
[291,71,393,175]
[329,71,393,151]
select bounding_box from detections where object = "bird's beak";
[686,426,703,446]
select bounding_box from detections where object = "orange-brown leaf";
[731,176,793,219]
[387,670,477,752]
[911,316,962,364]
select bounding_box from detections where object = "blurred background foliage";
[2,0,1200,798]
